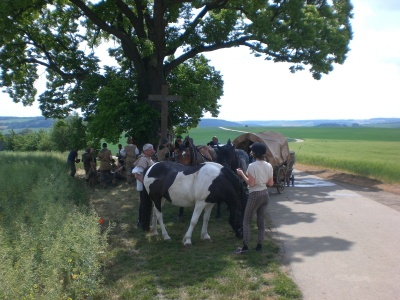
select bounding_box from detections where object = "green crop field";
[187,127,400,183]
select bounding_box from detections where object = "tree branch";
[165,36,250,73]
[166,0,230,56]
[69,0,146,78]
[114,0,147,39]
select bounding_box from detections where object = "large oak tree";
[0,0,353,145]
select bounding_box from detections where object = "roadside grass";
[0,152,108,300]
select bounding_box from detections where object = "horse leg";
[177,207,184,222]
[215,202,222,219]
[200,203,215,241]
[182,202,207,246]
[153,204,171,241]
[150,207,158,236]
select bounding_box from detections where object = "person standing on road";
[236,142,274,253]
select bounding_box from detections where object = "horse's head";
[216,139,239,170]
[175,147,190,165]
[183,136,194,148]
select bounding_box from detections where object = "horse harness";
[181,137,214,166]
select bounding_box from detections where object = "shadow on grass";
[87,174,301,299]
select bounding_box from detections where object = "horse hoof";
[184,242,192,247]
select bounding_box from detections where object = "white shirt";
[247,160,273,192]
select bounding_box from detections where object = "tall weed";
[0,152,108,300]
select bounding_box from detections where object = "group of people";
[67,135,186,187]
[67,134,275,255]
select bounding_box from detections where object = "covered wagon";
[232,131,295,193]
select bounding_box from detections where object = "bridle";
[182,137,213,165]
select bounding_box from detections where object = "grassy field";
[0,152,302,300]
[187,127,400,183]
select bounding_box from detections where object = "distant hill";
[198,119,242,127]
[199,118,400,128]
[0,116,55,133]
[1,116,399,134]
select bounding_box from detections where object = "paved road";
[267,170,400,300]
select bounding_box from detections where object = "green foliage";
[0,151,108,299]
[4,129,54,151]
[169,55,223,135]
[0,0,353,144]
[50,114,92,151]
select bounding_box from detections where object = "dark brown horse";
[174,136,218,220]
[175,136,216,165]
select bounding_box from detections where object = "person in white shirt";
[236,142,274,253]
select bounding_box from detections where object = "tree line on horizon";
[0,115,94,152]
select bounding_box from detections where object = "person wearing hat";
[235,142,274,253]
[132,143,155,227]
[157,137,172,161]
[121,137,139,183]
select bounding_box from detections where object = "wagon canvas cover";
[232,131,290,167]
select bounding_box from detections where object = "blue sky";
[2,0,399,121]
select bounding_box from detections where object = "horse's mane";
[183,136,215,164]
[220,165,247,235]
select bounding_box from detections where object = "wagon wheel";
[276,167,286,194]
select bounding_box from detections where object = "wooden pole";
[148,84,181,140]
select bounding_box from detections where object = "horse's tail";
[141,186,153,231]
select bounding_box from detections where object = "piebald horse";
[141,161,246,246]
[174,136,218,220]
